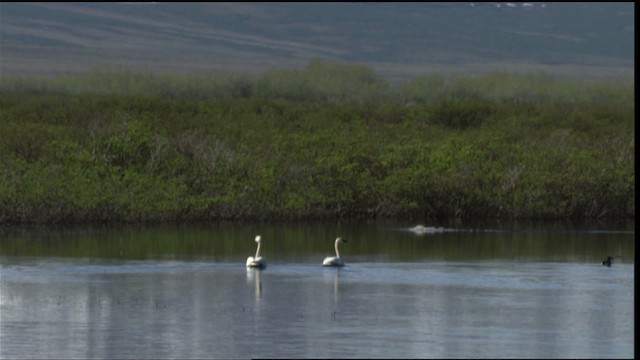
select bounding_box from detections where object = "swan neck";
[255,241,261,258]
[334,239,340,258]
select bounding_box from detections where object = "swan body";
[247,235,266,269]
[409,225,444,234]
[323,256,344,267]
[323,237,347,267]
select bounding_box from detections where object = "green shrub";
[0,61,633,223]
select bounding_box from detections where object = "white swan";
[323,237,347,267]
[246,235,266,269]
[408,225,444,234]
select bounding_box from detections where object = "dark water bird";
[602,256,613,267]
[246,235,266,269]
[323,237,347,267]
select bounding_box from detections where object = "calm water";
[0,221,635,359]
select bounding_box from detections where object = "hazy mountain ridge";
[0,2,634,80]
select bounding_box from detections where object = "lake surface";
[0,221,635,359]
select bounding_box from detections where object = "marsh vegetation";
[0,60,634,223]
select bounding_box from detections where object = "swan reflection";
[323,267,342,304]
[246,267,262,300]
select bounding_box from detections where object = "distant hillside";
[0,2,634,81]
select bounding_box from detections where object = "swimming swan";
[246,235,266,269]
[323,237,347,267]
[408,225,444,234]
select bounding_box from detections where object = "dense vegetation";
[0,60,634,224]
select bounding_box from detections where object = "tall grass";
[0,59,634,223]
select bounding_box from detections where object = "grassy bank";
[0,60,634,223]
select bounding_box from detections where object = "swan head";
[255,235,262,243]
[336,237,347,244]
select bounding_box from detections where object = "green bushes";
[0,61,634,223]
[429,97,495,128]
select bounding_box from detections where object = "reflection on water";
[246,267,262,301]
[1,259,634,359]
[0,221,635,358]
[0,220,634,263]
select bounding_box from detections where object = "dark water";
[0,221,635,358]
